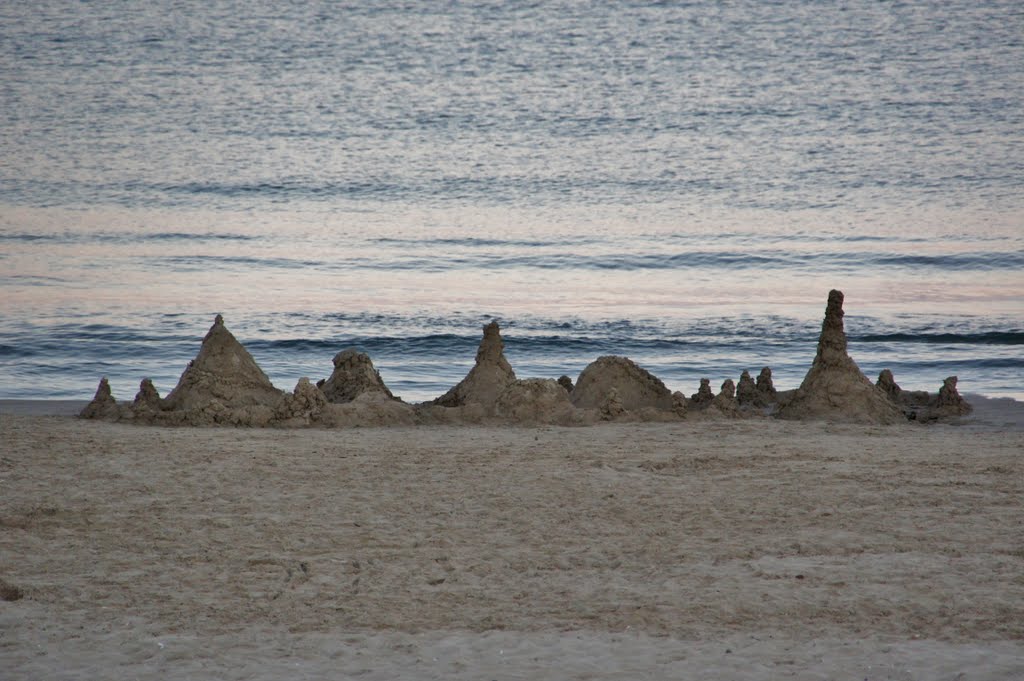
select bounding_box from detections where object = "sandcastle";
[81,290,972,428]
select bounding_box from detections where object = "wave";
[145,249,1024,273]
[249,334,475,357]
[871,253,1024,269]
[856,331,1024,345]
[0,231,256,244]
[159,254,323,270]
[6,226,1020,274]
[3,312,1021,401]
[370,236,593,249]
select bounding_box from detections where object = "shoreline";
[0,400,86,416]
[4,392,1023,430]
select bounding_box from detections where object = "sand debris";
[494,378,576,424]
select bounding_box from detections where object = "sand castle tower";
[756,367,777,402]
[711,378,739,414]
[776,290,903,424]
[932,376,972,417]
[80,376,121,420]
[132,377,162,414]
[433,321,517,408]
[736,370,758,406]
[691,378,714,407]
[161,314,284,413]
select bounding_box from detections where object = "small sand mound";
[275,377,329,425]
[433,321,516,410]
[571,356,673,412]
[158,315,285,424]
[671,391,688,416]
[776,290,904,424]
[494,378,575,424]
[320,349,397,403]
[80,377,121,420]
[600,387,626,420]
[328,393,419,427]
[875,369,931,418]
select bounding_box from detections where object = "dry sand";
[2,403,1023,679]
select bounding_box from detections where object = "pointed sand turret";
[711,378,739,415]
[132,378,162,412]
[756,367,777,402]
[776,290,903,424]
[80,377,121,420]
[433,321,517,409]
[932,376,972,417]
[161,314,284,414]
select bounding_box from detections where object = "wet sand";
[2,408,1023,679]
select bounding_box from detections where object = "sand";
[2,401,1023,679]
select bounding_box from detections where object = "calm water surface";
[1,1,1022,401]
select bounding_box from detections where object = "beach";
[3,403,1022,679]
[2,3,1022,677]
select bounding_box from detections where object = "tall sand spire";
[777,290,903,424]
[432,321,516,409]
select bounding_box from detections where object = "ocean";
[1,0,1022,403]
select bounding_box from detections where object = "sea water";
[1,1,1022,403]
